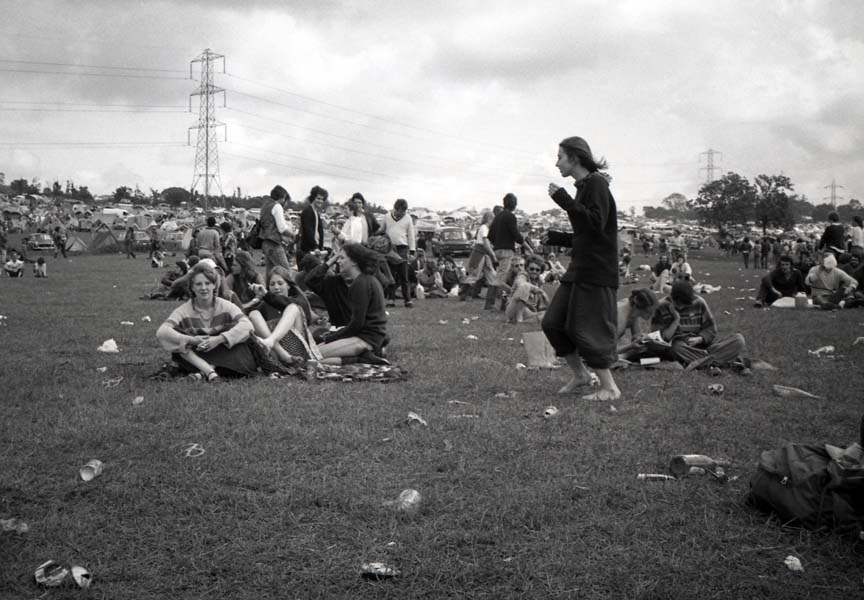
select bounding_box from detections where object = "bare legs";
[178,350,216,379]
[249,304,304,365]
[317,337,373,365]
[557,352,621,401]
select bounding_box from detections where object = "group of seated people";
[2,249,48,278]
[753,252,862,310]
[155,243,390,381]
[616,283,747,371]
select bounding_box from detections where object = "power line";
[221,150,377,184]
[0,67,188,80]
[0,57,186,73]
[0,99,186,109]
[0,107,187,114]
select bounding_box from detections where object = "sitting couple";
[155,243,388,380]
[618,282,746,371]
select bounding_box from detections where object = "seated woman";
[155,262,257,381]
[3,249,24,278]
[544,252,566,282]
[416,259,448,298]
[247,266,320,365]
[649,280,746,371]
[615,288,658,359]
[506,255,549,323]
[224,250,264,309]
[650,253,672,292]
[670,254,692,279]
[317,243,388,365]
[440,256,462,294]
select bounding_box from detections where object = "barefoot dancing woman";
[541,136,621,401]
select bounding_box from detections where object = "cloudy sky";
[0,0,861,213]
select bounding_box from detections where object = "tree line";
[643,172,861,233]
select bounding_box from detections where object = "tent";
[65,235,89,254]
[90,225,121,254]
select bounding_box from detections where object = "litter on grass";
[772,384,823,399]
[97,339,119,353]
[120,321,134,326]
[808,345,835,356]
[0,518,29,534]
[465,334,478,340]
[34,561,69,587]
[384,488,422,511]
[609,405,618,413]
[132,395,144,406]
[96,366,107,373]
[102,376,123,388]
[543,406,559,418]
[515,363,527,370]
[71,566,92,589]
[405,411,428,427]
[637,473,676,481]
[79,459,104,481]
[854,337,864,346]
[183,443,205,458]
[360,562,399,579]
[141,315,152,322]
[471,316,479,321]
[784,555,803,572]
[438,320,449,325]
[461,318,470,325]
[708,383,724,395]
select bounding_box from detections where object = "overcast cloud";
[0,0,861,212]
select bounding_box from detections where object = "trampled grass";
[1,249,862,599]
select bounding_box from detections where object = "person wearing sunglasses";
[505,254,549,323]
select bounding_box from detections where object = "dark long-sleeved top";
[819,223,845,251]
[299,204,324,252]
[765,269,806,297]
[487,209,524,250]
[322,273,387,350]
[305,262,352,327]
[547,173,618,288]
[255,289,312,324]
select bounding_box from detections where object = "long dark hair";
[559,136,608,172]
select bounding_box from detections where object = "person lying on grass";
[156,262,256,382]
[615,288,658,359]
[805,251,860,310]
[247,266,321,365]
[753,255,807,308]
[317,243,389,365]
[505,254,549,323]
[649,279,746,371]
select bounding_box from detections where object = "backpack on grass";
[748,416,864,541]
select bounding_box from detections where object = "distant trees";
[642,192,697,221]
[688,171,800,232]
[161,187,191,206]
[753,174,796,234]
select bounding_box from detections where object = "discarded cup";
[79,459,104,482]
[0,517,29,534]
[360,562,399,579]
[543,406,559,418]
[96,366,107,373]
[515,363,527,370]
[71,566,92,589]
[405,411,428,427]
[708,383,724,395]
[784,555,803,572]
[34,561,69,587]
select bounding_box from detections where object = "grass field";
[1,246,862,599]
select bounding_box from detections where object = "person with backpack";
[258,185,296,279]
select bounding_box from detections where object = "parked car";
[77,219,93,232]
[24,233,57,252]
[432,227,473,257]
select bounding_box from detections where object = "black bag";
[246,220,263,250]
[748,416,864,540]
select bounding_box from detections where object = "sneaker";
[404,301,413,308]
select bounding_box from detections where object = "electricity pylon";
[189,49,226,211]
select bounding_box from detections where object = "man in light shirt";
[259,185,296,279]
[380,198,416,308]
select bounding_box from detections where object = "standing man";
[380,198,416,308]
[196,216,228,272]
[541,136,620,402]
[297,185,327,267]
[260,185,296,279]
[485,193,531,310]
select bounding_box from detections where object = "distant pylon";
[823,178,844,209]
[188,49,226,211]
[699,148,723,183]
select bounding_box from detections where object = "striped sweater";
[157,298,253,352]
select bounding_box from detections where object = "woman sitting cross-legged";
[155,262,257,381]
[247,266,321,365]
[317,243,388,365]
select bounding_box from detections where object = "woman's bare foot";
[259,336,275,351]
